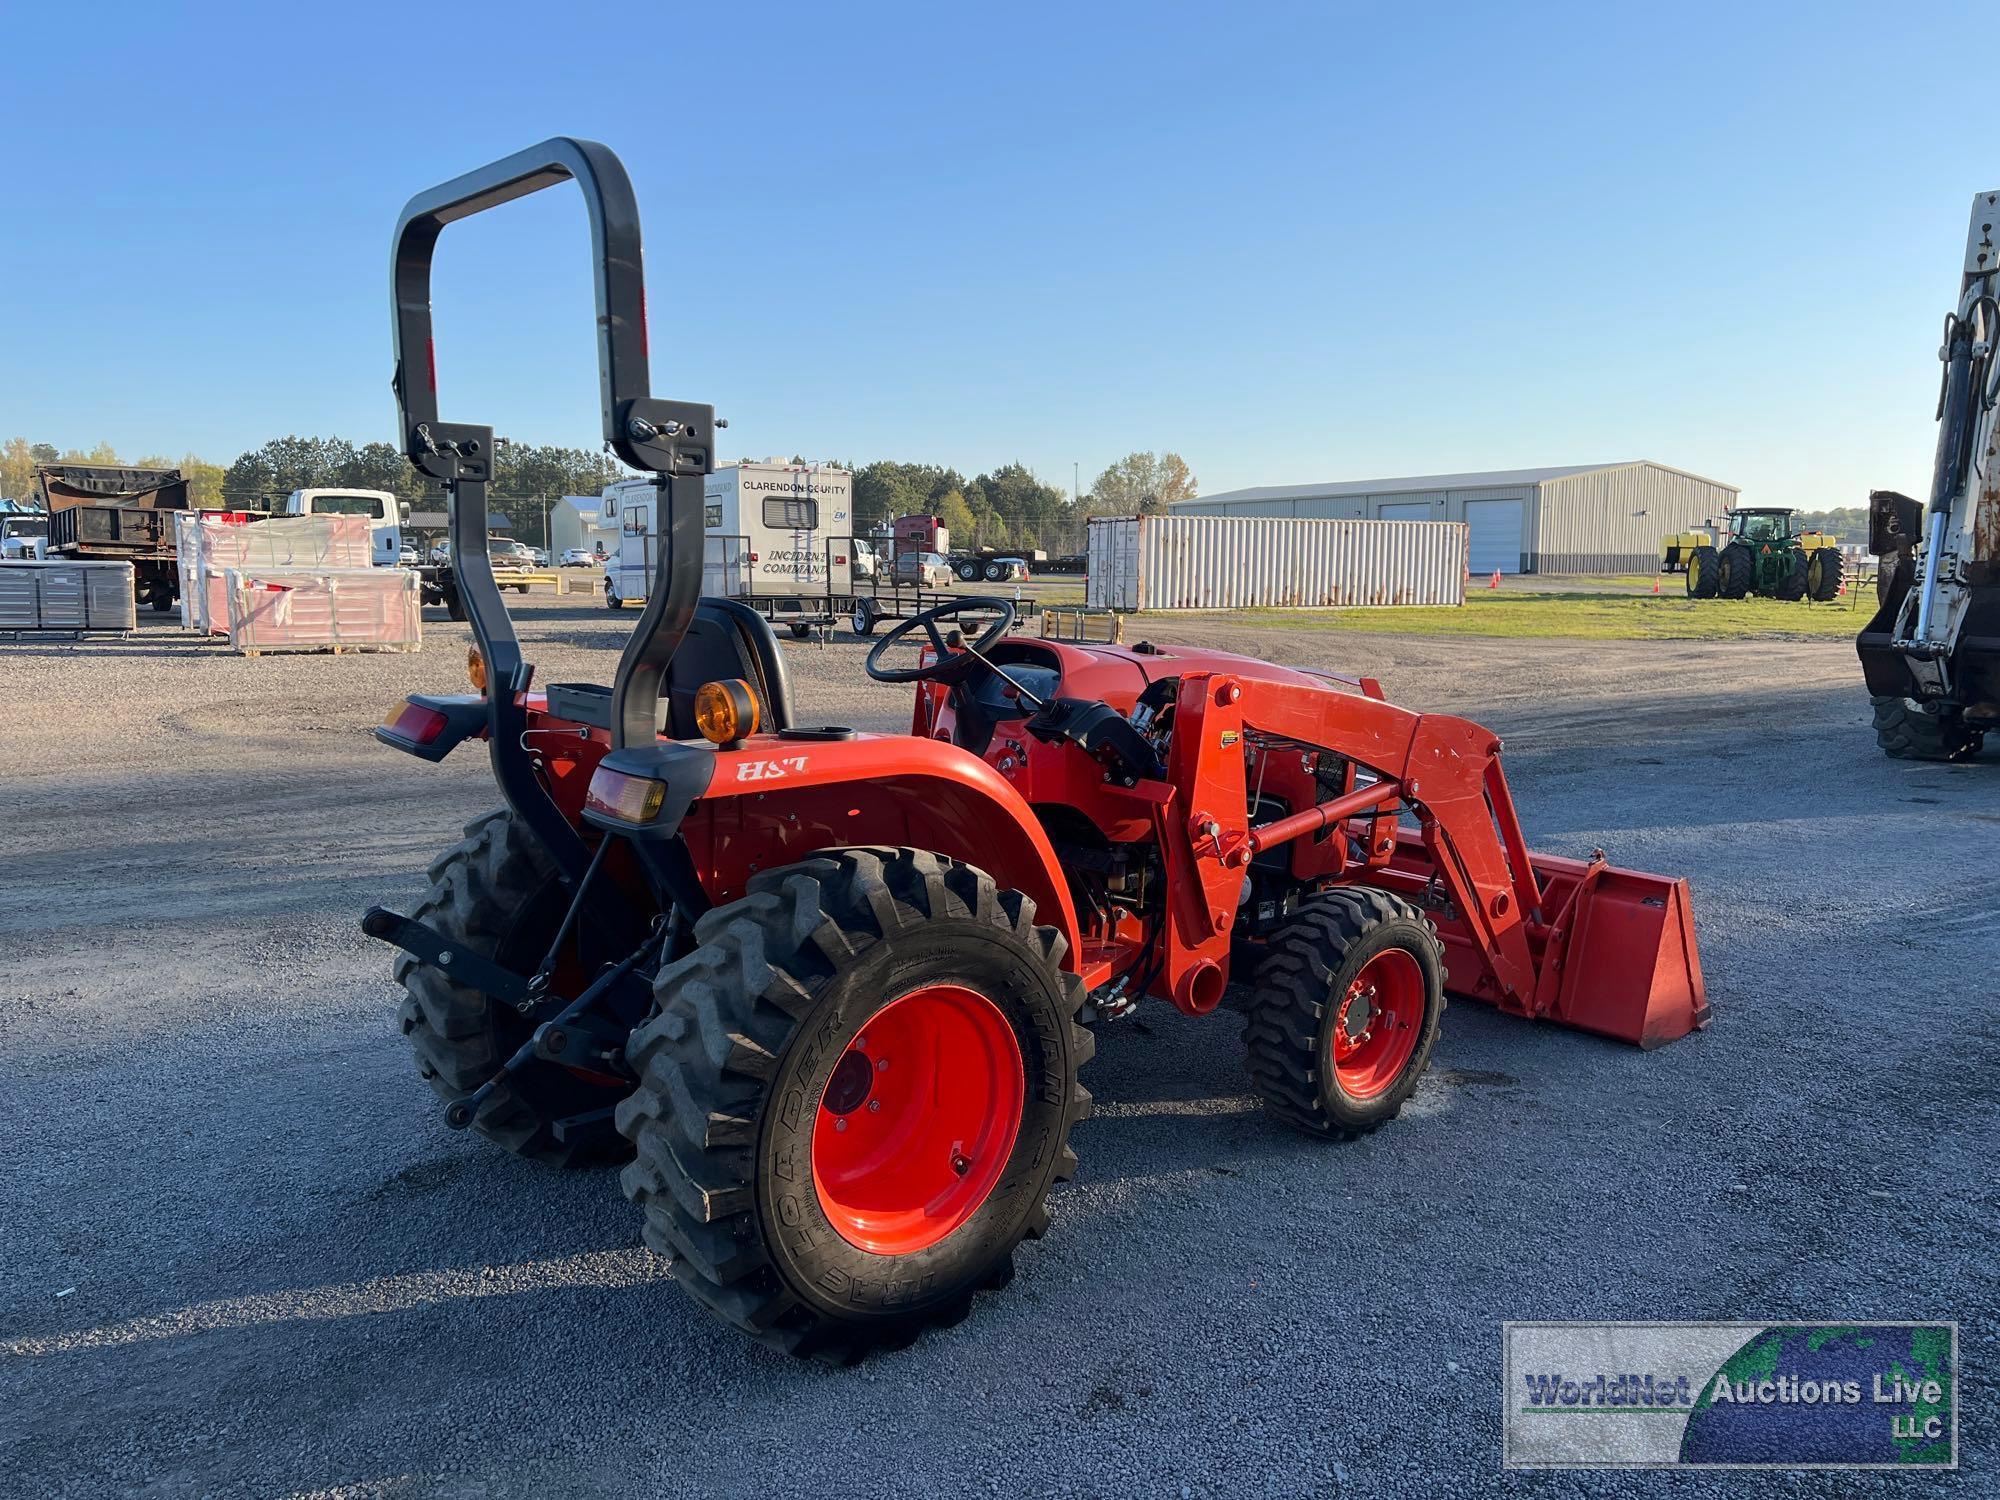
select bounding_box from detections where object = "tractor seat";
[662,597,797,739]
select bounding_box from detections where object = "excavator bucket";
[1524,851,1709,1049]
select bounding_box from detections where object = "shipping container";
[1085,514,1467,611]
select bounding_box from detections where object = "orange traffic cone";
[1652,576,1661,594]
[1489,570,1501,590]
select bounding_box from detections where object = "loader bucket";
[1527,852,1709,1049]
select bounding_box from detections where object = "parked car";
[560,546,600,567]
[468,540,531,591]
[398,544,419,566]
[429,540,451,565]
[527,546,549,567]
[895,549,954,590]
[850,537,880,583]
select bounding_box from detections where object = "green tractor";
[1685,508,1844,602]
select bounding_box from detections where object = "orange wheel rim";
[1328,949,1424,1099]
[811,984,1025,1255]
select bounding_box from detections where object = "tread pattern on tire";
[1241,886,1443,1139]
[1871,695,1985,762]
[1775,555,1808,601]
[616,846,1092,1361]
[394,809,609,1167]
[1717,543,1754,599]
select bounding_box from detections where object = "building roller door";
[1465,498,1523,573]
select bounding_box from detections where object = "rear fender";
[681,733,1083,969]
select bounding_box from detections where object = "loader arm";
[1168,670,1705,1047]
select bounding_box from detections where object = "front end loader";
[1858,190,2000,761]
[365,139,1711,1361]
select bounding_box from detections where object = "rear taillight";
[584,767,668,823]
[383,702,449,745]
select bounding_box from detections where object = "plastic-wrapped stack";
[179,514,374,634]
[224,567,422,654]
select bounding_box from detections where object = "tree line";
[3,433,1197,555]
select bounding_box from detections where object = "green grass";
[1223,587,1876,641]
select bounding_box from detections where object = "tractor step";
[361,906,542,1012]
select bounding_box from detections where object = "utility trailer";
[37,464,191,612]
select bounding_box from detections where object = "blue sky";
[2,0,1993,507]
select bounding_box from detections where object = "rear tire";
[1686,546,1722,599]
[1807,548,1844,601]
[394,810,635,1167]
[1242,888,1444,1139]
[1717,543,1754,599]
[851,602,877,636]
[956,561,980,581]
[1871,696,1984,762]
[617,847,1092,1361]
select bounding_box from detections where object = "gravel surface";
[1,596,1993,1497]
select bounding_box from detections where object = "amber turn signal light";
[695,679,759,745]
[467,646,488,695]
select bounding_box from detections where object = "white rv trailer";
[603,463,855,621]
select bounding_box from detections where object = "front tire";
[1871,696,1984,762]
[1717,543,1754,599]
[617,847,1092,1360]
[1807,547,1844,601]
[394,810,635,1166]
[956,561,980,581]
[1774,553,1808,601]
[1242,888,1444,1139]
[851,602,877,636]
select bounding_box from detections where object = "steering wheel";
[865,597,1018,683]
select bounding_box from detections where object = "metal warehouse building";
[1170,461,1737,574]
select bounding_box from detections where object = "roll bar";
[390,139,716,875]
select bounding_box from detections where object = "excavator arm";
[1859,190,2000,743]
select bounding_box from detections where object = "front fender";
[683,732,1083,970]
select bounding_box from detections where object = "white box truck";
[603,464,854,627]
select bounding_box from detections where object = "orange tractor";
[366,140,1709,1360]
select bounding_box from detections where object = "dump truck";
[36,464,191,612]
[1858,189,2000,760]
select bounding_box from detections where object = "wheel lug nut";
[834,1117,848,1132]
[867,1099,881,1112]
[876,1057,889,1071]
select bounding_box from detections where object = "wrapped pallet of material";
[189,515,374,634]
[224,567,422,654]
[0,560,139,632]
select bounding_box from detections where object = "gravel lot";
[1,595,1993,1497]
